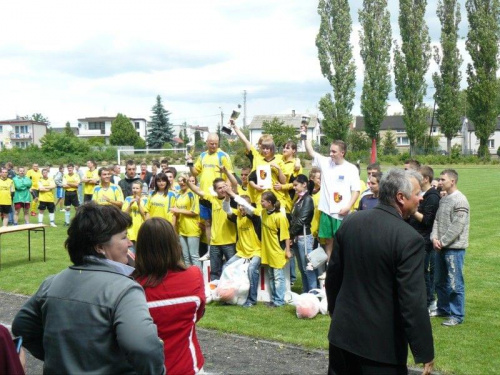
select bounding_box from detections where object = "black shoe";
[64,223,70,227]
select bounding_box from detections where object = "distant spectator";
[404,159,421,171]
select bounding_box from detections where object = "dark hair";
[166,167,177,177]
[404,159,421,171]
[152,161,160,168]
[140,162,147,166]
[261,191,280,211]
[284,141,297,152]
[87,160,96,168]
[126,160,135,166]
[213,177,225,189]
[132,218,186,288]
[153,172,170,194]
[64,202,132,265]
[370,171,383,184]
[367,162,381,172]
[160,159,168,166]
[67,163,74,168]
[98,167,110,177]
[309,167,320,179]
[294,174,314,195]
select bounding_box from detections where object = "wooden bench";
[0,224,48,269]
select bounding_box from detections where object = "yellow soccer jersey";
[352,179,367,212]
[26,169,42,190]
[145,191,176,223]
[260,209,290,269]
[38,178,55,203]
[311,191,321,238]
[280,158,302,213]
[83,169,99,195]
[234,210,261,258]
[251,153,286,209]
[63,173,80,192]
[175,190,201,237]
[92,184,124,206]
[123,195,148,241]
[0,178,14,205]
[205,194,236,246]
[194,148,233,193]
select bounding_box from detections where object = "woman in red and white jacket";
[133,217,206,375]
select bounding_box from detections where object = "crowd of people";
[2,117,471,374]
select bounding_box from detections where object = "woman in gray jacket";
[12,203,165,375]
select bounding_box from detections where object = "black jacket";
[407,187,440,244]
[289,193,314,237]
[326,204,434,365]
[118,176,145,197]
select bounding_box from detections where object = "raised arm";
[185,177,205,198]
[301,124,315,158]
[231,122,252,151]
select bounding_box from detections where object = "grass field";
[0,165,498,374]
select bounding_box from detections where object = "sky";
[0,0,473,132]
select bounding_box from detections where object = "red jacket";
[138,267,206,375]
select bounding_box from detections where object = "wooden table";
[0,224,48,269]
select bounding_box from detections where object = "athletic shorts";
[14,202,30,210]
[56,187,65,199]
[199,204,212,221]
[31,189,39,199]
[318,212,343,239]
[65,191,80,208]
[38,201,55,213]
[0,205,12,214]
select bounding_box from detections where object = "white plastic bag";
[309,289,328,315]
[205,280,219,304]
[295,293,321,319]
[215,258,250,305]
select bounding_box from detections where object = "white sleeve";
[233,195,255,216]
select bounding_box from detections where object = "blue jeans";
[267,266,285,306]
[225,254,261,305]
[210,244,236,280]
[424,244,436,306]
[289,256,296,283]
[434,248,465,322]
[292,234,318,293]
[180,235,201,270]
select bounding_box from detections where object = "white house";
[354,115,500,155]
[77,116,148,144]
[247,111,321,151]
[0,118,48,149]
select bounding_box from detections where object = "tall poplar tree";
[466,0,500,158]
[433,0,463,154]
[316,0,356,142]
[147,95,174,149]
[359,0,392,160]
[394,0,431,155]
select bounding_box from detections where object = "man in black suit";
[326,169,434,375]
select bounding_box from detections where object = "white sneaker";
[199,253,210,262]
[318,272,326,280]
[50,222,57,227]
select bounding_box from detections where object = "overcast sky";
[0,0,473,131]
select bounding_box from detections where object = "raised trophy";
[186,144,194,167]
[222,105,241,135]
[300,116,310,141]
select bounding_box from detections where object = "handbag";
[307,245,328,269]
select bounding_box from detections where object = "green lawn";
[0,165,498,375]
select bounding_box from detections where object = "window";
[0,126,3,132]
[432,126,438,134]
[397,136,409,146]
[396,129,406,133]
[135,122,140,130]
[89,122,105,135]
[488,139,495,148]
[15,125,28,133]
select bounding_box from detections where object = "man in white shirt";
[302,125,360,265]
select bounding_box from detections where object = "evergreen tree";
[466,0,500,158]
[147,95,174,149]
[110,113,139,146]
[433,0,463,154]
[359,0,392,158]
[394,0,431,155]
[316,0,356,142]
[64,121,75,138]
[382,129,398,155]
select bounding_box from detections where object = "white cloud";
[0,0,477,131]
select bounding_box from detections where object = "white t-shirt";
[313,153,361,220]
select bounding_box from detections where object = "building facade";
[0,118,48,149]
[77,116,148,144]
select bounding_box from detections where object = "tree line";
[317,0,500,158]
